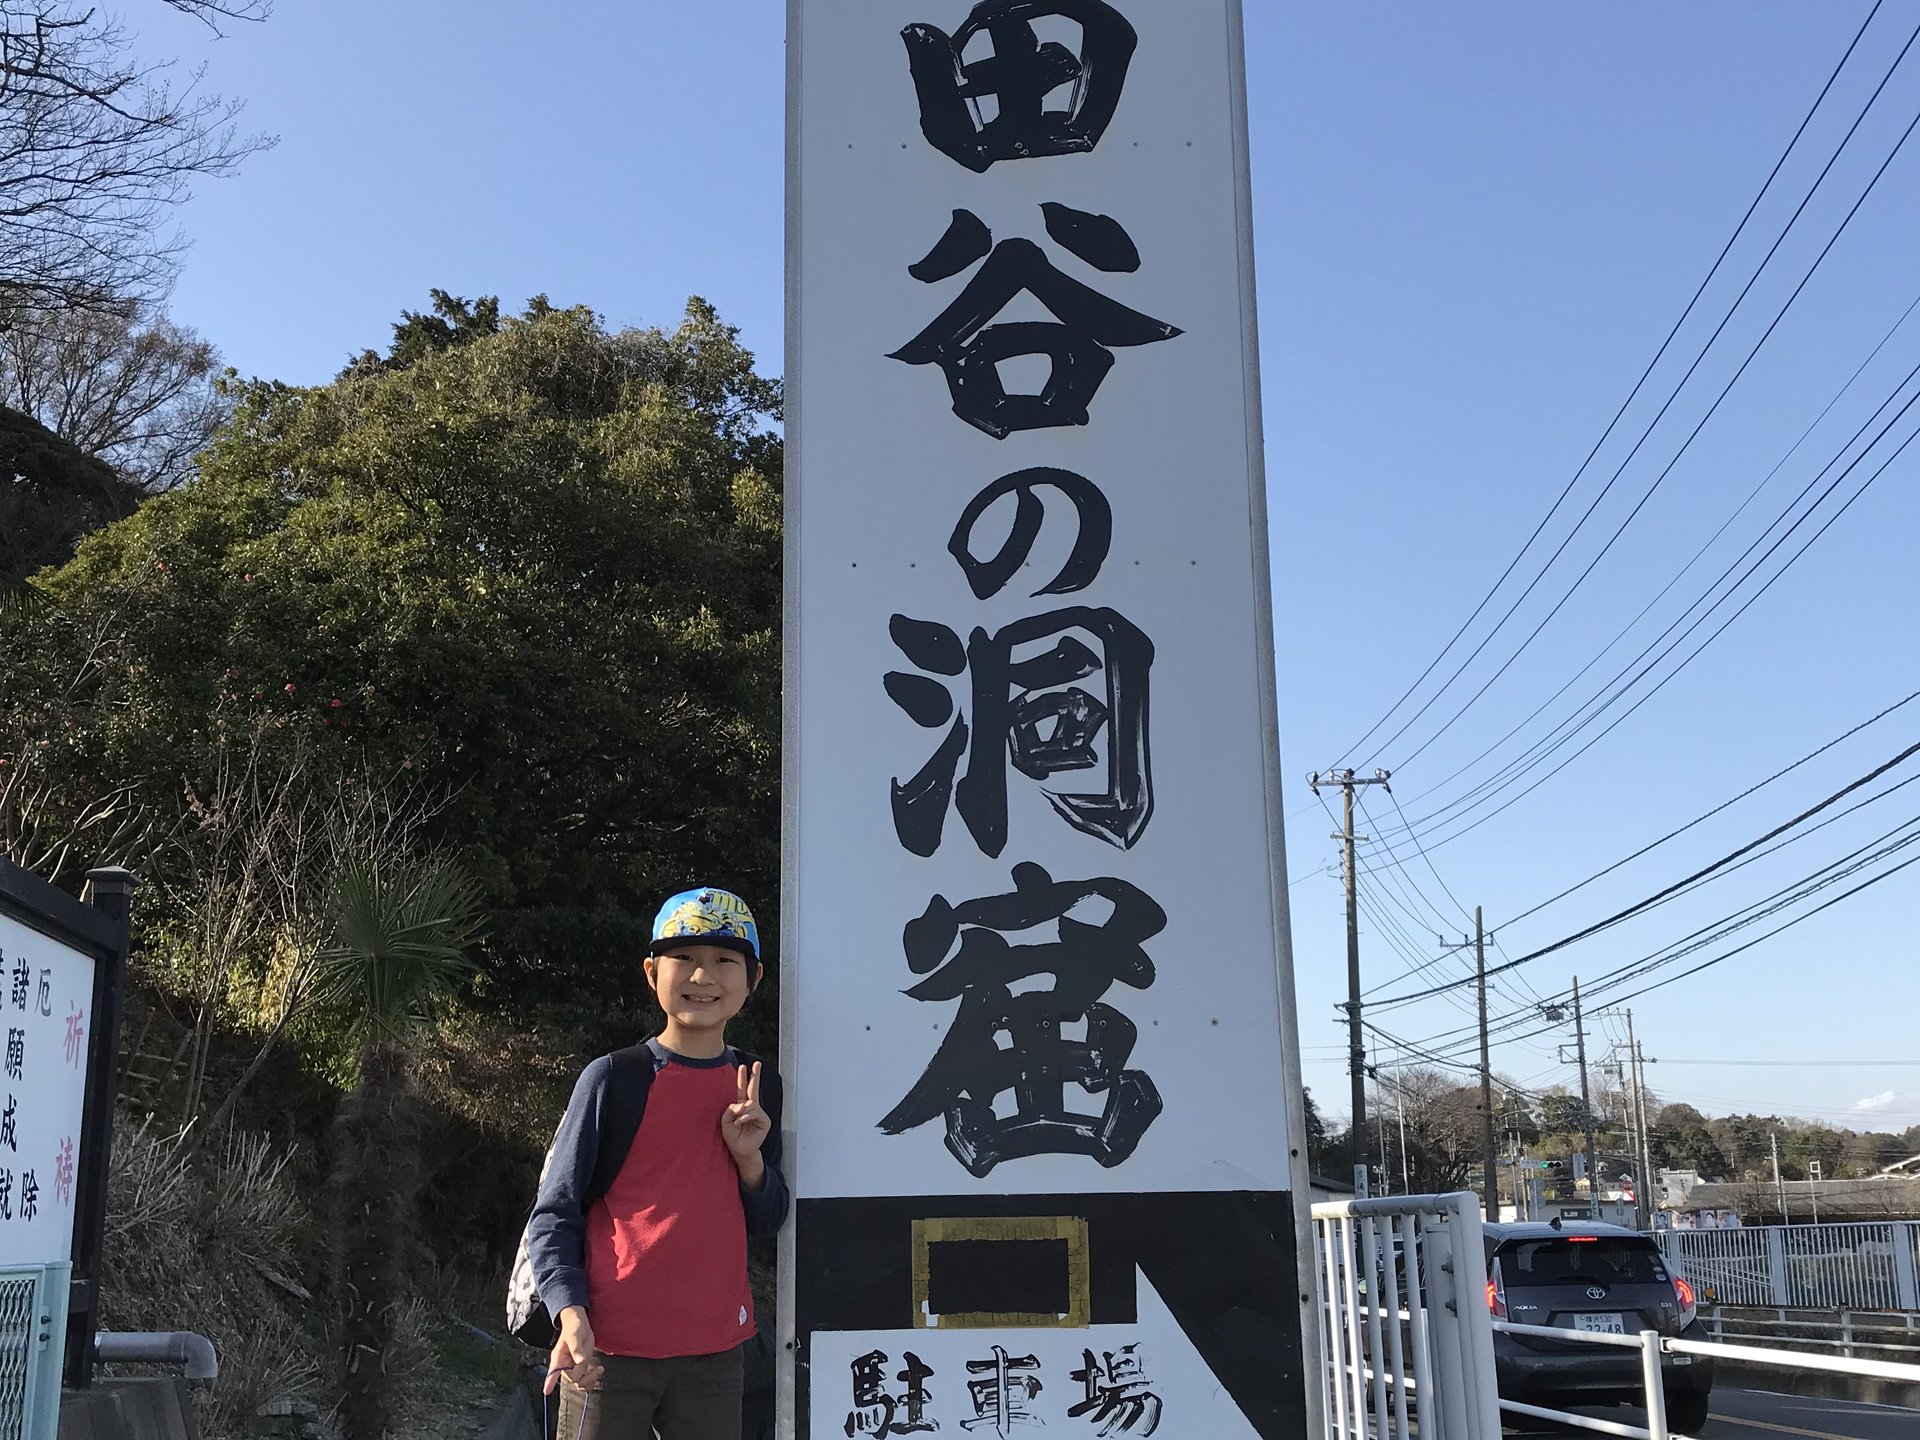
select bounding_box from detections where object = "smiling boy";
[526,888,789,1440]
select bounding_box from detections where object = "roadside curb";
[1717,1358,1920,1412]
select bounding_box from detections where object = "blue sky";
[152,2,1919,1143]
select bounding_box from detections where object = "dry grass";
[101,1109,517,1440]
[103,1116,323,1438]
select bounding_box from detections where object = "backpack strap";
[586,1042,657,1201]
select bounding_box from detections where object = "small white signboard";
[812,1272,1255,1440]
[0,914,95,1265]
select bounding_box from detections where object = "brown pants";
[556,1347,745,1440]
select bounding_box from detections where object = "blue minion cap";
[649,887,761,964]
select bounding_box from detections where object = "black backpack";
[505,1044,660,1349]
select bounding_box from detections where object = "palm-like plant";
[0,574,50,623]
[316,856,485,1440]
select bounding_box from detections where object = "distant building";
[1309,1173,1356,1208]
[1674,1177,1920,1226]
[1656,1168,1702,1211]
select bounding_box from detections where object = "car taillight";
[1673,1274,1697,1326]
[1487,1258,1507,1318]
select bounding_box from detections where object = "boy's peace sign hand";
[722,1061,771,1169]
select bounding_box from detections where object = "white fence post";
[1639,1330,1670,1440]
[1894,1221,1920,1311]
[1312,1192,1504,1440]
[1766,1226,1792,1307]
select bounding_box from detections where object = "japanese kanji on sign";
[783,3,1316,1437]
[0,913,94,1266]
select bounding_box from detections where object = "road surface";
[1510,1386,1917,1440]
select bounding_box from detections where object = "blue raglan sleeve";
[741,1064,791,1237]
[527,1055,612,1320]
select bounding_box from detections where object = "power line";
[1495,689,1920,930]
[1407,822,1920,1062]
[1375,349,1920,847]
[1372,15,1920,773]
[1386,394,1920,858]
[1374,288,1920,833]
[1368,740,1920,1010]
[1333,0,1891,769]
[1577,847,1920,1011]
[1398,802,1920,1054]
[1656,1059,1920,1067]
[1379,787,1554,1007]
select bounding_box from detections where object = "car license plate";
[1575,1313,1626,1334]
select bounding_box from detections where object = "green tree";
[1785,1124,1844,1180]
[1709,1114,1782,1179]
[342,288,504,375]
[1535,1088,1590,1138]
[1302,1087,1329,1173]
[1660,1125,1729,1180]
[0,295,783,1028]
[1654,1102,1706,1130]
[315,855,485,1440]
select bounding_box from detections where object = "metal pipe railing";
[1492,1309,1920,1440]
[1314,1191,1502,1440]
[94,1330,218,1381]
[1666,1333,1920,1384]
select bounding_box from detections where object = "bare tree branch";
[0,296,227,488]
[0,3,273,319]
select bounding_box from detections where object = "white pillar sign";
[0,915,94,1266]
[783,3,1314,1437]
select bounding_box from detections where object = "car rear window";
[1497,1238,1668,1288]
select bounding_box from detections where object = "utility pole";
[1636,1043,1655,1215]
[1609,1047,1639,1221]
[1627,1011,1654,1229]
[1573,978,1599,1221]
[1371,1046,1389,1195]
[1308,766,1391,1196]
[1394,1044,1411,1195]
[1772,1130,1788,1222]
[1439,906,1502,1220]
[1475,907,1498,1222]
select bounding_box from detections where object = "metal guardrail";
[1658,1220,1920,1310]
[1491,1313,1920,1439]
[1313,1199,1920,1440]
[1312,1192,1502,1440]
[0,1262,69,1440]
[1703,1304,1920,1360]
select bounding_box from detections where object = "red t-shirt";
[584,1048,755,1357]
